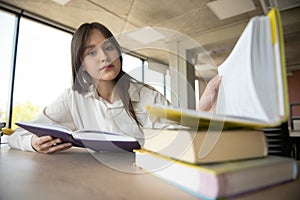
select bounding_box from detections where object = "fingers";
[31,135,72,154]
[199,75,222,112]
[207,75,222,93]
[210,75,222,100]
[42,142,72,154]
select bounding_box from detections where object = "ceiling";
[1,0,300,71]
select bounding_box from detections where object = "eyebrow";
[101,40,112,47]
[84,45,95,51]
[84,40,112,51]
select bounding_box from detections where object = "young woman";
[8,22,221,153]
[8,22,171,153]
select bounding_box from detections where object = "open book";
[216,8,288,124]
[147,8,288,129]
[16,122,140,152]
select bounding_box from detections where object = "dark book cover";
[16,122,140,152]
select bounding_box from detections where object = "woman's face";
[81,29,121,82]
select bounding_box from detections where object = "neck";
[96,80,119,103]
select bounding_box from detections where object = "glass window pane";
[123,54,171,101]
[122,54,143,81]
[0,10,16,123]
[12,18,72,129]
[144,61,165,96]
[165,71,171,102]
[195,79,200,109]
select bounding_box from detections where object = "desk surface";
[1,144,299,200]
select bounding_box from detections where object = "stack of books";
[135,126,298,199]
[134,8,298,199]
[134,149,297,199]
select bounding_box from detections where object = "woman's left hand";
[31,135,72,154]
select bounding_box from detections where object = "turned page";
[215,16,278,123]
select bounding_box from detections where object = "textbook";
[142,128,267,163]
[147,8,288,130]
[15,121,140,152]
[135,149,298,199]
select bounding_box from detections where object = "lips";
[100,64,113,71]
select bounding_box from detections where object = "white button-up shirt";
[8,82,170,151]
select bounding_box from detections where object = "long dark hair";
[71,22,142,127]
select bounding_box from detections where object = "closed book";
[135,149,298,199]
[142,128,267,163]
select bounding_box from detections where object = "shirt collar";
[82,82,141,102]
[83,85,97,99]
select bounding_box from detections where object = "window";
[0,9,72,129]
[122,53,143,81]
[195,79,200,109]
[123,54,171,102]
[0,11,16,123]
[12,18,72,129]
[144,61,167,98]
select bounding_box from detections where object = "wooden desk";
[1,144,299,200]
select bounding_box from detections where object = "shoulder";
[48,88,84,106]
[130,82,161,98]
[129,82,169,105]
[55,88,75,100]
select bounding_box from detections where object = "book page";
[216,17,270,122]
[251,17,279,122]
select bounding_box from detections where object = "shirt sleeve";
[7,128,35,151]
[7,88,76,152]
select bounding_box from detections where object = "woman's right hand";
[199,75,222,112]
[31,135,72,153]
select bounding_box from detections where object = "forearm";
[7,128,35,152]
[7,89,76,152]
